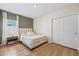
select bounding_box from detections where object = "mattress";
[29,35,46,43]
[20,34,48,49]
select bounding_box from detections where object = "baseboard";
[52,42,78,51]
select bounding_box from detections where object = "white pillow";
[26,32,35,36]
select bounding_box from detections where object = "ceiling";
[0,3,76,18]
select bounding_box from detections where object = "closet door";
[77,14,79,50]
[73,14,78,50]
[53,15,78,50]
[53,18,64,44]
[63,15,78,49]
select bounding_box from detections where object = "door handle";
[75,32,78,35]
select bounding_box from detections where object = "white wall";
[34,15,51,43]
[33,4,79,43]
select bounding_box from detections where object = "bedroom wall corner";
[33,16,52,43]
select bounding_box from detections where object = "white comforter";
[21,34,46,45]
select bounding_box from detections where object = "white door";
[53,15,78,50]
[63,15,77,49]
[77,14,79,50]
[53,18,64,45]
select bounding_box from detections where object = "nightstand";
[7,36,18,44]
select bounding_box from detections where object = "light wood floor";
[0,42,79,56]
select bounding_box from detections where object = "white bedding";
[21,35,32,45]
[20,34,47,45]
[29,34,45,40]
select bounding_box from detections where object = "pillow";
[21,33,27,36]
[26,32,35,36]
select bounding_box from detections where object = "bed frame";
[19,28,48,50]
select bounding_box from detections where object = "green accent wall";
[7,12,17,20]
[0,10,2,44]
[19,16,33,28]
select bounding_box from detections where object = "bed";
[19,28,48,49]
